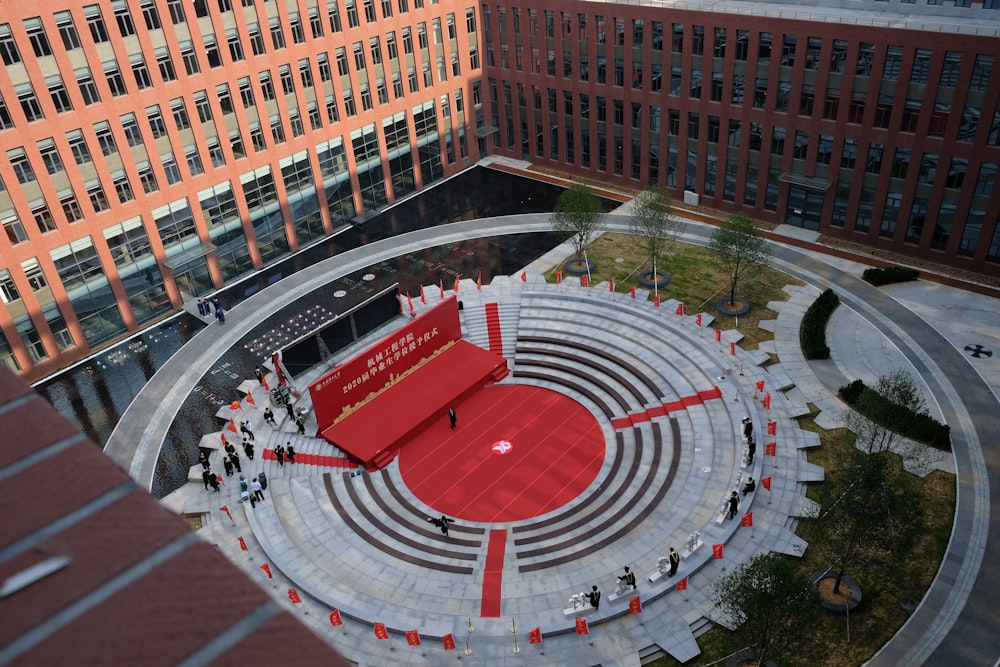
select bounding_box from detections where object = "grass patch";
[546,233,802,351]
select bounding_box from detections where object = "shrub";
[862,266,920,286]
[838,380,951,450]
[800,289,840,359]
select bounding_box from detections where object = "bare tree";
[552,183,604,264]
[628,186,679,275]
[713,553,821,665]
[708,212,770,309]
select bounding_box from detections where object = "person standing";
[618,566,636,590]
[742,417,753,441]
[196,299,205,316]
[668,548,680,577]
[201,468,213,490]
[242,420,255,441]
[198,451,210,470]
[251,477,265,502]
[448,407,457,429]
[254,366,264,385]
[285,402,295,421]
[243,439,255,460]
[747,436,756,465]
[727,491,740,520]
[588,585,601,610]
[295,414,306,435]
[208,473,220,492]
[229,450,242,473]
[274,445,285,466]
[286,442,296,463]
[223,456,234,477]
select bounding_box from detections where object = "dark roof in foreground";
[0,366,351,667]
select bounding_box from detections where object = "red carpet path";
[481,529,507,617]
[398,384,606,523]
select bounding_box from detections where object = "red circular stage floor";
[398,384,606,523]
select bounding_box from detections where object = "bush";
[838,380,951,450]
[800,289,840,359]
[862,266,920,286]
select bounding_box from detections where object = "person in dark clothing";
[742,417,753,441]
[448,407,457,429]
[263,408,277,427]
[295,414,306,435]
[668,548,680,577]
[747,436,756,465]
[254,366,264,385]
[427,515,454,535]
[197,299,206,316]
[286,443,296,463]
[202,468,213,490]
[223,457,234,477]
[727,491,740,519]
[274,446,284,466]
[742,477,756,496]
[618,566,636,590]
[286,402,295,420]
[588,585,601,609]
[198,451,210,470]
[208,473,220,492]
[243,440,255,460]
[229,450,241,473]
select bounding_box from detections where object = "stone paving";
[126,208,1000,666]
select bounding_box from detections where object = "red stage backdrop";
[309,296,463,433]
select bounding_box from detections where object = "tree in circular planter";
[713,553,821,666]
[708,212,769,316]
[552,183,605,277]
[628,186,679,293]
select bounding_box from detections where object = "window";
[85,5,110,43]
[38,139,65,175]
[0,269,20,303]
[329,1,343,32]
[104,62,128,97]
[270,18,285,50]
[0,24,22,65]
[891,149,910,178]
[162,153,182,184]
[32,203,58,233]
[56,12,82,50]
[167,0,186,24]
[346,0,359,27]
[317,53,331,81]
[47,76,73,113]
[364,0,377,23]
[121,113,144,147]
[3,214,28,245]
[8,148,37,185]
[140,0,162,30]
[0,93,12,130]
[279,65,295,94]
[132,55,153,89]
[290,13,305,43]
[194,91,213,122]
[971,55,993,92]
[171,98,191,129]
[911,49,932,84]
[299,59,314,88]
[181,42,200,75]
[354,42,365,70]
[238,78,255,108]
[25,17,53,57]
[227,30,244,61]
[467,8,477,33]
[248,24,265,55]
[370,37,382,65]
[310,10,324,38]
[270,116,285,144]
[67,130,92,165]
[74,68,100,105]
[205,37,222,67]
[216,84,234,114]
[87,181,110,212]
[156,49,176,82]
[403,27,413,54]
[207,139,225,167]
[17,83,44,122]
[186,148,204,175]
[308,104,322,130]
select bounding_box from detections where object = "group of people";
[273,442,296,466]
[239,474,268,507]
[196,297,226,324]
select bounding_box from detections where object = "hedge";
[862,266,920,286]
[838,379,951,451]
[800,289,840,359]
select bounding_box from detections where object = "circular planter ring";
[716,297,751,317]
[563,257,595,276]
[811,571,863,613]
[637,269,670,289]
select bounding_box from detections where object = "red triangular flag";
[730,341,737,356]
[406,293,415,315]
[676,303,684,316]
[220,433,228,445]
[741,512,754,527]
[528,627,542,644]
[575,617,589,635]
[260,563,273,579]
[556,271,562,284]
[215,473,224,486]
[765,441,777,456]
[712,544,724,559]
[374,622,389,640]
[609,277,615,292]
[220,505,233,521]
[675,576,688,591]
[653,294,660,307]
[246,392,256,406]
[443,633,457,650]
[767,421,777,435]
[762,392,771,409]
[696,313,703,327]
[521,271,527,282]
[329,609,344,626]
[453,276,460,292]
[629,286,636,299]
[715,329,722,342]
[580,274,589,287]
[476,272,482,291]
[262,376,270,391]
[762,476,772,491]
[756,380,765,392]
[227,419,238,433]
[628,595,642,614]
[238,536,248,551]
[288,588,302,604]
[439,280,445,299]
[406,630,421,646]
[419,286,426,304]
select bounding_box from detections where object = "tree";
[708,212,770,308]
[848,369,929,455]
[628,186,679,273]
[552,183,604,262]
[713,553,821,665]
